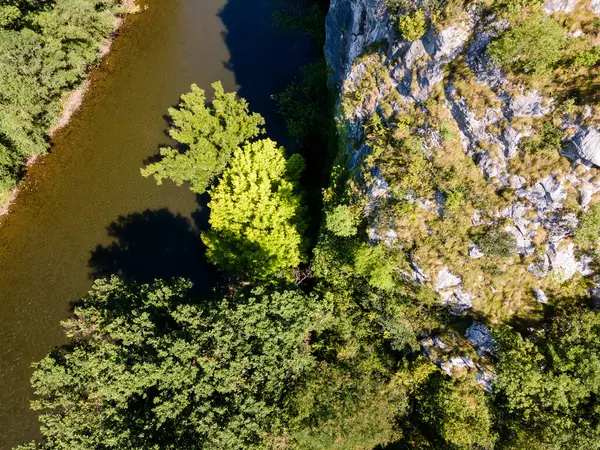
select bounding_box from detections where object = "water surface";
[0,1,314,446]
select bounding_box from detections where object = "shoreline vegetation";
[0,0,142,218]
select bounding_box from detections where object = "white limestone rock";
[436,267,462,290]
[468,243,484,259]
[543,0,577,13]
[534,288,549,304]
[510,91,552,118]
[465,322,495,356]
[569,127,600,167]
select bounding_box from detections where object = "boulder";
[510,91,551,118]
[465,321,495,355]
[440,356,475,375]
[468,243,484,258]
[543,0,577,13]
[534,288,549,304]
[569,127,600,167]
[436,267,462,290]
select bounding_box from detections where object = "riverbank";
[0,0,142,218]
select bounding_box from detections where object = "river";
[0,1,315,447]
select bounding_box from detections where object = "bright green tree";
[19,277,319,449]
[398,9,428,42]
[325,204,357,237]
[202,139,307,279]
[141,82,265,193]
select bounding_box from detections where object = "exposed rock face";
[569,127,600,166]
[543,0,577,13]
[326,0,600,320]
[326,0,390,84]
[465,322,495,356]
[509,91,552,118]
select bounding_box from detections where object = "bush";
[575,204,600,247]
[398,10,428,42]
[487,15,567,75]
[354,243,401,291]
[325,204,357,237]
[574,45,600,68]
[474,227,518,256]
[520,121,563,155]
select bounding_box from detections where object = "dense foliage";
[487,14,567,75]
[19,277,320,449]
[494,306,600,449]
[202,139,307,279]
[141,82,265,194]
[0,0,123,203]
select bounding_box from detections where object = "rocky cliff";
[325,0,600,382]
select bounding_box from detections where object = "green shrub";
[419,376,497,449]
[520,121,563,155]
[487,15,567,75]
[474,227,518,256]
[355,244,400,291]
[575,204,600,247]
[398,10,428,42]
[325,204,358,237]
[574,45,600,68]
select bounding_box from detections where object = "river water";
[0,1,315,447]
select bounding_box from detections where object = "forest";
[0,0,125,204]
[5,0,600,448]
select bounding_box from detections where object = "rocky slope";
[325,0,600,382]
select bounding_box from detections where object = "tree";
[20,277,319,449]
[487,15,567,75]
[493,306,600,449]
[202,139,307,279]
[325,204,357,237]
[419,375,497,449]
[141,82,265,194]
[398,9,428,42]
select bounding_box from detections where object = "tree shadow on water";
[218,0,316,148]
[89,208,217,296]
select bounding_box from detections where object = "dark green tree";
[20,277,319,449]
[494,306,600,449]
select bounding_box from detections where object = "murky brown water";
[0,0,315,447]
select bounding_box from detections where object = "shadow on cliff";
[218,0,316,148]
[88,208,217,296]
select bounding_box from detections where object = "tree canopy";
[141,82,265,194]
[0,0,122,202]
[20,277,319,449]
[202,139,307,279]
[494,306,600,449]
